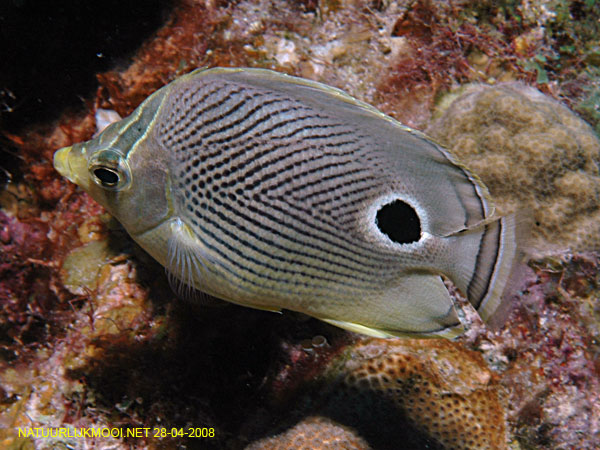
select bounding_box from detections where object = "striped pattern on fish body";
[53,67,522,338]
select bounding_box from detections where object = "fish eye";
[88,149,130,191]
[93,167,120,187]
[375,199,421,244]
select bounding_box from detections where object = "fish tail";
[447,213,528,328]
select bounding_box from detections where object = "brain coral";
[246,416,370,449]
[427,82,600,254]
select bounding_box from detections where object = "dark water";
[0,0,174,133]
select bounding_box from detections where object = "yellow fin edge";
[322,318,465,340]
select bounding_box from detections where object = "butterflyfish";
[54,67,523,338]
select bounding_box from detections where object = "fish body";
[54,67,521,338]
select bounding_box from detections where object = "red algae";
[375,0,528,127]
[458,254,600,449]
[0,211,54,345]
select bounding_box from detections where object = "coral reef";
[248,338,507,450]
[2,0,600,449]
[245,252,600,449]
[428,82,600,254]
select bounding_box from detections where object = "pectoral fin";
[166,218,216,300]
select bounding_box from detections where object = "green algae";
[575,80,600,136]
[60,239,116,296]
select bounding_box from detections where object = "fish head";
[53,89,173,237]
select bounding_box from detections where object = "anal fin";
[321,273,464,339]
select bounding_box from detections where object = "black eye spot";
[94,167,119,186]
[376,199,421,244]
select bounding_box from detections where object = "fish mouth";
[53,146,73,180]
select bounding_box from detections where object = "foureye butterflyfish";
[53,67,523,338]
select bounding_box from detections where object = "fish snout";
[53,146,73,179]
[53,145,88,187]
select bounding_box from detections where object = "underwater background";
[1,0,599,448]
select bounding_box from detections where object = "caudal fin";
[447,214,527,327]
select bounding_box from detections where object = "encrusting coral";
[427,82,600,254]
[331,339,507,449]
